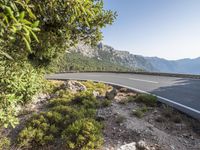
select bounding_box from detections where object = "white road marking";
[87,75,102,77]
[128,78,159,84]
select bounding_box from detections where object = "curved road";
[46,72,200,120]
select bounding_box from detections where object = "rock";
[118,142,136,150]
[106,87,117,100]
[96,115,106,121]
[153,110,158,114]
[170,145,175,150]
[114,92,128,103]
[66,80,87,93]
[93,91,100,97]
[136,140,150,150]
[119,87,129,93]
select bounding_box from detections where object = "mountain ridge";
[69,43,200,75]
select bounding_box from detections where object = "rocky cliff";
[69,43,155,71]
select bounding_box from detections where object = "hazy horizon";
[102,0,200,60]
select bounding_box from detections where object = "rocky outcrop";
[66,80,87,93]
[69,43,155,71]
[118,142,136,150]
[106,87,117,100]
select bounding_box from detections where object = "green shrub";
[72,91,100,109]
[135,94,157,107]
[49,97,72,107]
[81,81,110,95]
[0,0,116,129]
[49,124,59,135]
[115,115,126,124]
[0,62,44,128]
[162,105,174,118]
[172,115,182,123]
[18,111,60,148]
[127,95,137,102]
[132,106,148,118]
[132,109,143,118]
[78,108,97,119]
[118,98,130,105]
[101,99,112,107]
[0,137,10,150]
[45,111,63,124]
[17,90,103,149]
[155,116,166,123]
[18,127,42,148]
[0,95,19,128]
[62,119,103,150]
[43,80,65,94]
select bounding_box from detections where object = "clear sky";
[102,0,200,60]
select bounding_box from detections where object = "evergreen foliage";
[17,89,104,149]
[60,52,132,72]
[0,0,116,128]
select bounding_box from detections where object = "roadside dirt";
[99,89,200,150]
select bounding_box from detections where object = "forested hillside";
[61,52,133,72]
[69,43,153,71]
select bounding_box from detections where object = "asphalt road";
[46,72,200,120]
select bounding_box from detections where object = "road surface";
[46,72,200,120]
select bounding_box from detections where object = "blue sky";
[102,0,200,60]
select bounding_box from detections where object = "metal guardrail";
[58,71,200,79]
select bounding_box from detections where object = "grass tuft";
[132,106,148,118]
[135,94,157,107]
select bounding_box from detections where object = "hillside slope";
[69,43,155,71]
[67,43,200,74]
[61,52,133,72]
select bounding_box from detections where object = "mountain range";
[69,43,200,75]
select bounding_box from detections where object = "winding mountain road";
[46,72,200,120]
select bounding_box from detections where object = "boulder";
[136,140,150,150]
[119,87,129,93]
[93,91,100,97]
[66,80,87,93]
[118,142,136,150]
[106,87,117,100]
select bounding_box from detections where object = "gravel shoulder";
[99,88,200,150]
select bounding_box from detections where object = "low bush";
[172,115,182,123]
[62,119,103,150]
[162,105,174,118]
[49,97,72,107]
[115,115,126,124]
[72,91,100,109]
[101,99,112,107]
[135,94,157,107]
[82,81,110,96]
[127,95,137,102]
[132,106,148,118]
[155,116,166,123]
[18,127,55,148]
[17,90,102,149]
[44,80,66,94]
[0,137,10,150]
[118,98,129,105]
